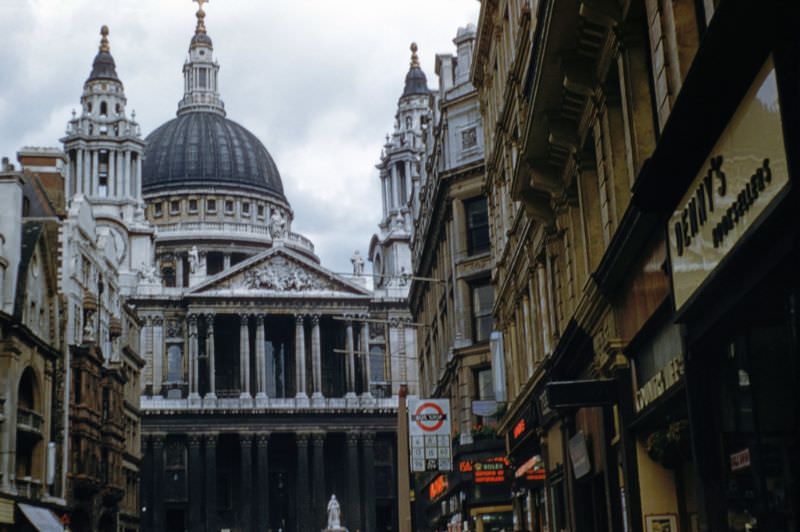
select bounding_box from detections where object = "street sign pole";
[397,384,412,532]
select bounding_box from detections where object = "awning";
[18,503,63,532]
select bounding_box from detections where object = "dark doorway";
[165,508,185,532]
[214,314,241,396]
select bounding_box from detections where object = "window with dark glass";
[170,200,180,214]
[154,202,163,217]
[207,198,216,212]
[465,197,490,255]
[242,202,250,215]
[257,204,265,218]
[188,199,198,213]
[471,280,493,343]
[225,200,234,214]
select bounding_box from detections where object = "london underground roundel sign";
[413,402,446,432]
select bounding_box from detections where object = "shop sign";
[568,432,592,479]
[512,418,526,440]
[459,456,511,484]
[472,399,499,417]
[409,398,453,472]
[669,57,790,312]
[428,474,449,501]
[730,448,751,471]
[514,454,546,482]
[635,355,685,413]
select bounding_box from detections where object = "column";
[239,314,251,398]
[124,151,131,197]
[256,433,270,530]
[83,149,91,194]
[345,319,356,396]
[360,320,371,396]
[311,433,326,530]
[151,435,165,532]
[116,149,124,198]
[135,155,142,200]
[75,149,83,195]
[204,434,218,532]
[361,432,377,532]
[239,434,253,531]
[176,254,184,289]
[188,434,203,531]
[311,315,322,398]
[91,149,99,195]
[346,432,362,531]
[205,314,216,398]
[295,433,310,531]
[188,314,200,399]
[294,315,307,397]
[108,150,116,196]
[255,315,267,398]
[152,317,164,396]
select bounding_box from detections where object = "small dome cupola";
[402,43,429,98]
[178,0,225,116]
[87,25,120,82]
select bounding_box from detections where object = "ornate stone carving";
[187,433,203,448]
[256,432,270,447]
[350,250,365,276]
[166,318,183,337]
[311,432,326,446]
[243,256,332,292]
[138,261,160,283]
[203,433,217,447]
[269,208,287,239]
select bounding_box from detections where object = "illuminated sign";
[458,456,511,484]
[428,474,448,501]
[512,418,526,440]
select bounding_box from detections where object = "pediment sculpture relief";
[242,257,334,292]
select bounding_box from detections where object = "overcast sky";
[0,0,479,275]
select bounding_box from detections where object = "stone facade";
[408,25,513,531]
[126,6,418,531]
[0,163,65,529]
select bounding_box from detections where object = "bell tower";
[62,25,145,212]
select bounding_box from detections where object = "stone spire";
[177,0,225,116]
[87,25,119,82]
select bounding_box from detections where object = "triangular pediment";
[187,246,371,298]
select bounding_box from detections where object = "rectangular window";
[225,200,234,214]
[199,68,207,89]
[154,202,163,217]
[242,202,250,215]
[257,204,265,218]
[170,200,180,214]
[465,197,490,255]
[207,198,216,212]
[471,280,493,343]
[188,199,198,213]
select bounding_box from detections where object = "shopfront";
[666,51,800,531]
[418,441,513,532]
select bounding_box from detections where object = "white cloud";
[0,0,480,273]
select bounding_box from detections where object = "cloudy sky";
[0,0,479,275]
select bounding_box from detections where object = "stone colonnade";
[141,430,378,531]
[179,312,371,401]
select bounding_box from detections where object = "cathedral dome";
[141,112,285,199]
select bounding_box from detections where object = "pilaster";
[256,433,270,530]
[295,433,311,531]
[239,433,253,531]
[204,433,218,532]
[346,431,362,531]
[311,432,326,529]
[361,432,377,532]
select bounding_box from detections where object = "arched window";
[99,101,108,116]
[18,367,37,410]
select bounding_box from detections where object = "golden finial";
[410,42,420,68]
[194,0,208,34]
[99,25,110,53]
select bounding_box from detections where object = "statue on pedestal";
[324,494,347,531]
